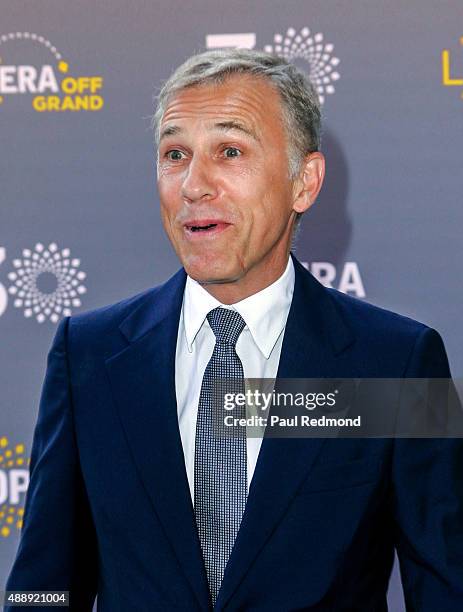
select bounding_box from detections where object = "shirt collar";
[182,256,295,359]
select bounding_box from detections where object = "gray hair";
[152,49,321,234]
[153,48,322,228]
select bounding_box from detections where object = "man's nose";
[181,155,218,203]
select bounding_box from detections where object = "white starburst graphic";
[264,26,340,104]
[7,242,87,323]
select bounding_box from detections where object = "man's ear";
[292,152,325,214]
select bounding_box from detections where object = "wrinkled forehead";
[158,74,286,140]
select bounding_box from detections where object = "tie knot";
[207,307,246,346]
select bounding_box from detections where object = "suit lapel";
[105,269,211,611]
[215,254,355,610]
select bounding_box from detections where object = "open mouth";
[189,223,218,232]
[183,221,231,238]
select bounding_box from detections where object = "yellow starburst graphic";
[0,437,29,538]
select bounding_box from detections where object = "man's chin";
[189,271,241,286]
[183,260,242,286]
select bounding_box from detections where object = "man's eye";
[223,147,241,158]
[166,150,185,161]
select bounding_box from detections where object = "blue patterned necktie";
[194,307,247,605]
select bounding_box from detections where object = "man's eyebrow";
[159,120,260,143]
[159,124,182,141]
[214,120,260,142]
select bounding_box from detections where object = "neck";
[199,251,291,305]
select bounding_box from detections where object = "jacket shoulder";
[324,287,448,375]
[70,286,155,330]
[327,287,429,339]
[64,271,182,358]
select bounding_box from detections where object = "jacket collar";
[118,253,354,354]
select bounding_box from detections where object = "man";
[5,49,463,611]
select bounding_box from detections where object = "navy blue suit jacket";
[5,254,463,611]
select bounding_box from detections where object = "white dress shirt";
[175,256,295,501]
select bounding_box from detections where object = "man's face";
[157,75,305,295]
